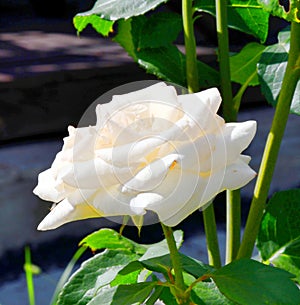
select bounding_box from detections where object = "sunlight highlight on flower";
[33,82,257,230]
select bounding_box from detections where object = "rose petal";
[122,154,182,193]
[33,169,66,203]
[220,156,256,190]
[37,197,101,230]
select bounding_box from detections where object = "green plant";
[33,0,300,304]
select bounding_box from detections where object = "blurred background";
[0,1,299,304]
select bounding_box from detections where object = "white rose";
[34,82,256,230]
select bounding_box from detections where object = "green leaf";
[230,42,266,86]
[257,0,300,22]
[258,27,300,115]
[119,252,212,281]
[137,45,187,86]
[87,282,157,305]
[192,282,235,305]
[158,287,179,305]
[73,15,114,36]
[57,250,140,305]
[194,0,270,42]
[211,258,300,305]
[79,228,146,254]
[114,17,219,88]
[257,189,300,283]
[179,253,214,278]
[75,0,168,21]
[137,12,182,49]
[142,229,184,258]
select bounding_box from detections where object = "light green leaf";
[258,27,300,115]
[211,258,300,305]
[75,0,168,21]
[194,0,270,42]
[257,0,300,22]
[73,15,114,36]
[57,250,140,305]
[79,228,146,254]
[87,282,157,305]
[230,42,266,86]
[192,282,235,305]
[257,189,300,283]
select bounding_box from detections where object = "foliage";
[257,189,300,283]
[194,0,270,42]
[258,27,300,115]
[56,229,300,305]
[31,0,300,304]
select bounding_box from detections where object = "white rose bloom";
[34,83,256,230]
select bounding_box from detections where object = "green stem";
[182,0,221,269]
[24,246,35,305]
[226,189,241,263]
[237,21,300,259]
[232,70,257,114]
[161,224,185,290]
[182,0,199,93]
[203,205,222,268]
[161,224,190,304]
[216,0,241,264]
[215,0,235,121]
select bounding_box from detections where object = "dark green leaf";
[145,286,164,305]
[73,15,114,36]
[257,0,300,22]
[258,27,300,115]
[87,282,157,305]
[57,250,140,305]
[138,45,187,86]
[119,252,211,280]
[114,17,219,88]
[230,42,266,86]
[179,253,214,278]
[158,287,179,305]
[137,12,182,49]
[79,228,146,254]
[257,189,300,283]
[75,0,168,21]
[194,0,270,42]
[211,258,300,305]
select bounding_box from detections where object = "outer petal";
[96,83,179,128]
[141,168,201,224]
[178,87,223,134]
[220,155,256,190]
[161,156,256,227]
[33,169,66,203]
[223,120,257,163]
[37,197,101,230]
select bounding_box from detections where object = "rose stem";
[215,0,241,264]
[161,224,189,304]
[237,21,300,259]
[183,0,222,269]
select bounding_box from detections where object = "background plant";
[34,0,300,304]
